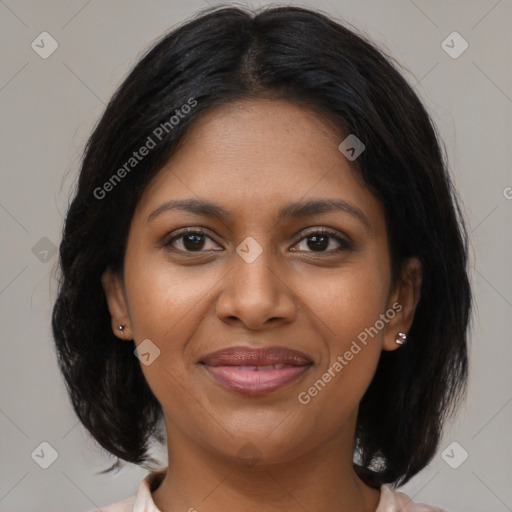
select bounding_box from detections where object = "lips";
[201,347,312,367]
[200,346,312,395]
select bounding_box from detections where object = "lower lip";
[201,364,311,395]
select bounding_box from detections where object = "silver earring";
[395,332,407,345]
[117,324,126,335]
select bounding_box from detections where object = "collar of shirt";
[97,468,445,512]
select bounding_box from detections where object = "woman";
[52,5,471,511]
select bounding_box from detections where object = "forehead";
[134,99,384,231]
[170,99,348,179]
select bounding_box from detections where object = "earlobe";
[101,268,133,340]
[382,257,422,351]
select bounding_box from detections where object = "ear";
[101,268,133,340]
[382,257,422,351]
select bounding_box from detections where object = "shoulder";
[377,484,446,512]
[87,494,136,512]
[87,468,166,512]
[87,495,136,512]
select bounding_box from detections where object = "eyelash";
[163,227,352,255]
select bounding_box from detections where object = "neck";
[152,414,381,512]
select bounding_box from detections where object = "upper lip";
[200,346,313,367]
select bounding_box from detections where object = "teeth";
[238,365,257,371]
[258,364,285,370]
[235,364,286,371]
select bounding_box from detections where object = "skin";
[102,99,422,512]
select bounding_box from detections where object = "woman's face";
[103,99,419,465]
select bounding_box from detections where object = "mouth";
[199,346,313,395]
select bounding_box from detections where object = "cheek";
[316,258,390,344]
[124,257,217,342]
[122,257,223,398]
[301,259,389,412]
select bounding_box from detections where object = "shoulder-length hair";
[52,5,471,488]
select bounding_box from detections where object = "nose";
[215,240,298,330]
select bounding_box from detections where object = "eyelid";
[295,226,350,242]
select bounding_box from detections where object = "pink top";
[93,469,445,512]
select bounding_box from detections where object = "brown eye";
[181,232,206,251]
[292,229,351,253]
[164,229,220,253]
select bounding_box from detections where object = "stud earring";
[395,332,407,345]
[117,324,126,335]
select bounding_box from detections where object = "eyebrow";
[147,198,370,229]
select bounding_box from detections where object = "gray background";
[1,1,511,511]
